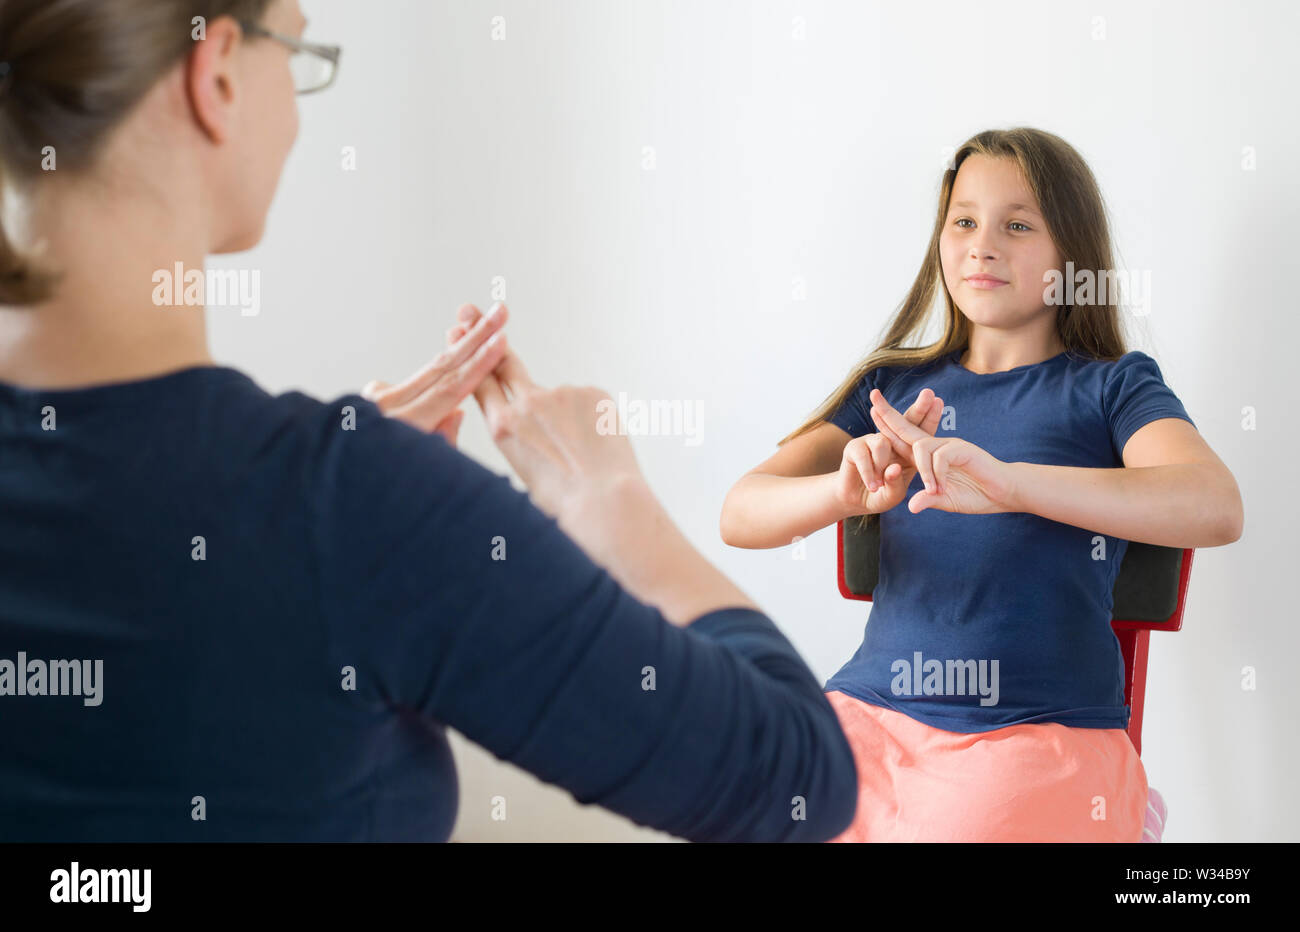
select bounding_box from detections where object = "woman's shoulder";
[196,366,470,495]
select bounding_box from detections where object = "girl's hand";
[360,303,510,447]
[455,302,646,521]
[868,387,1018,515]
[834,388,945,516]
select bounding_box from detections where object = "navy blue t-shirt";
[824,348,1195,733]
[0,364,857,841]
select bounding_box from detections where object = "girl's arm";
[867,392,1243,550]
[1007,417,1244,548]
[721,393,945,549]
[720,422,858,550]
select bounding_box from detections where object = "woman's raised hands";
[360,303,510,446]
[444,302,646,521]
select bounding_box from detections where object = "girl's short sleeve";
[826,367,885,438]
[1102,351,1196,460]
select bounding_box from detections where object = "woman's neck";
[0,182,213,389]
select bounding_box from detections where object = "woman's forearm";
[556,475,762,627]
[719,472,853,550]
[1007,461,1244,548]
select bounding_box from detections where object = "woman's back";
[0,366,461,839]
[0,365,858,842]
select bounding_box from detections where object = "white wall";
[209,0,1299,841]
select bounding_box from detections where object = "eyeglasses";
[238,21,341,95]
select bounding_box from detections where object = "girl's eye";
[953,218,1031,232]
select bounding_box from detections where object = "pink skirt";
[824,689,1149,842]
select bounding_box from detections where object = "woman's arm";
[1007,417,1244,548]
[559,473,768,624]
[315,402,859,843]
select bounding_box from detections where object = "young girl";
[720,127,1243,842]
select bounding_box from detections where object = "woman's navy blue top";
[0,365,857,841]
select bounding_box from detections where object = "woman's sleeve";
[1101,351,1197,460]
[309,397,858,842]
[825,367,882,438]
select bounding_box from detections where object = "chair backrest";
[835,518,1194,755]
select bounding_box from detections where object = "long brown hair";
[784,127,1133,528]
[0,0,274,305]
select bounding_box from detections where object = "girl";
[721,127,1243,842]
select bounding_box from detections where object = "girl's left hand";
[868,387,1019,515]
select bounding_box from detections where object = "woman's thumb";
[436,408,465,447]
[361,380,391,403]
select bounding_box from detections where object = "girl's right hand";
[833,388,944,516]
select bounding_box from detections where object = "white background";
[209,0,1298,841]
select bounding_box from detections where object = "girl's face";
[938,154,1063,333]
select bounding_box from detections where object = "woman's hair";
[782,127,1132,529]
[0,0,274,306]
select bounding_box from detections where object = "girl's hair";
[0,0,274,306]
[782,127,1131,529]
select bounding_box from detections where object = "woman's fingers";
[491,340,535,398]
[376,303,508,410]
[434,408,465,447]
[457,302,482,326]
[360,379,390,402]
[389,330,509,429]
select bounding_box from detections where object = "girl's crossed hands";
[834,388,945,516]
[867,388,1018,515]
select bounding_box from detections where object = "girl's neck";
[960,328,1066,375]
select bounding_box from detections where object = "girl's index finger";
[869,388,928,445]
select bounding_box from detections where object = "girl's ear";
[185,17,244,145]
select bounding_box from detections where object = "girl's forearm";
[558,475,762,627]
[1007,461,1243,548]
[720,472,852,550]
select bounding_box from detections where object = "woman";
[0,0,857,842]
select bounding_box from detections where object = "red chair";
[835,518,1194,756]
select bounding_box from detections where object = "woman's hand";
[360,303,510,446]
[453,302,646,521]
[868,387,1018,515]
[834,388,945,516]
